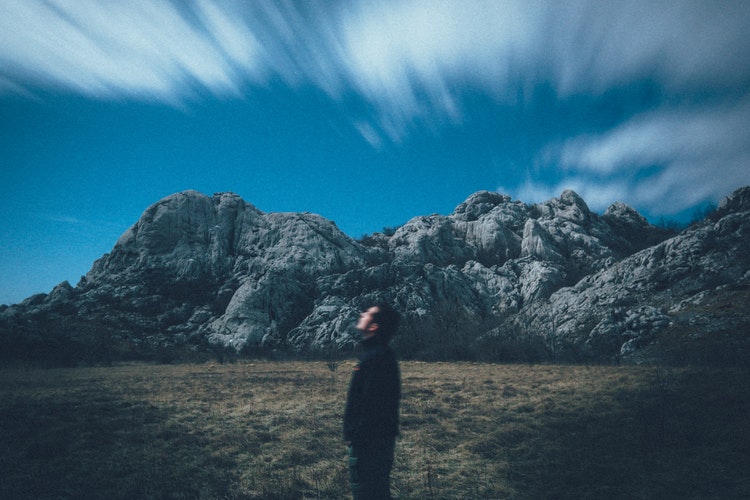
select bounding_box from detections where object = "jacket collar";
[359,336,389,362]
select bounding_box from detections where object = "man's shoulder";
[359,343,396,364]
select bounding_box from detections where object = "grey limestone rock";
[2,186,748,363]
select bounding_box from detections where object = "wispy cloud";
[538,1,750,97]
[44,214,86,226]
[531,97,750,215]
[2,1,748,120]
[1,0,749,216]
[0,0,265,101]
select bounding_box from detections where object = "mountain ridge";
[2,186,748,365]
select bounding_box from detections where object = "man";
[344,302,401,500]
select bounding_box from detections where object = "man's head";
[355,302,401,342]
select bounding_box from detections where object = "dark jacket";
[343,337,401,445]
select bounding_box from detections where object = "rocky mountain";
[2,186,748,365]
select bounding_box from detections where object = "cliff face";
[511,187,750,362]
[2,187,748,364]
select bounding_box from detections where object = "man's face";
[356,306,380,338]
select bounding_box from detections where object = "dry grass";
[1,361,748,499]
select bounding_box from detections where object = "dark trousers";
[348,439,396,500]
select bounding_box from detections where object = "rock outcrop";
[2,186,748,365]
[512,186,750,363]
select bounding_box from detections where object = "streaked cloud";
[532,97,750,215]
[0,0,264,101]
[4,2,747,115]
[45,214,86,225]
[1,0,748,217]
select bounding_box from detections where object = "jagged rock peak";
[716,185,750,215]
[534,189,591,223]
[153,190,261,214]
[452,191,513,221]
[4,185,747,365]
[603,201,649,227]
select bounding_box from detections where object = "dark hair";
[372,302,401,341]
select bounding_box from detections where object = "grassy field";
[1,360,748,499]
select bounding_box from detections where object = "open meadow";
[1,360,748,499]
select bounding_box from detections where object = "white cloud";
[539,0,750,97]
[335,0,750,133]
[196,0,260,77]
[535,98,750,216]
[354,121,383,150]
[1,0,748,219]
[0,74,35,98]
[0,0,265,101]
[337,0,539,142]
[45,214,85,225]
[2,1,748,110]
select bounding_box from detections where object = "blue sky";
[1,0,749,305]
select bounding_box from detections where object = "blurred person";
[343,302,401,499]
